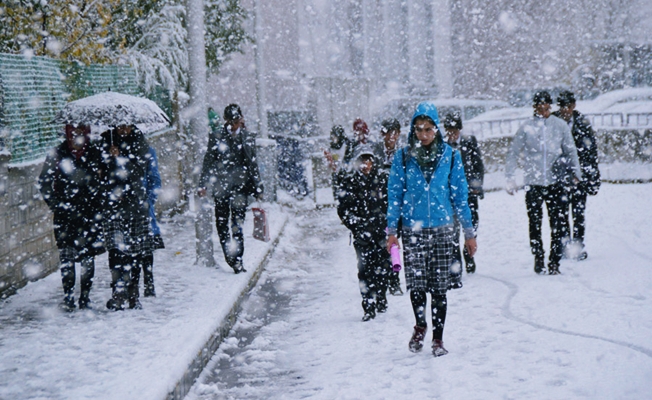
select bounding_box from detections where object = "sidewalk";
[0,203,289,400]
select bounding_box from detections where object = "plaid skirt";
[103,212,154,256]
[403,225,459,295]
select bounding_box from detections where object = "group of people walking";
[39,123,164,312]
[39,103,263,312]
[328,102,483,356]
[40,91,599,359]
[331,89,599,357]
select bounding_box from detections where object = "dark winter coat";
[38,141,105,259]
[336,167,388,246]
[449,135,484,198]
[98,127,151,220]
[552,110,601,195]
[199,125,263,199]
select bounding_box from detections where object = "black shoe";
[362,310,376,321]
[60,297,76,312]
[129,298,142,310]
[78,297,92,310]
[389,284,404,296]
[143,286,156,297]
[106,298,125,311]
[548,263,561,275]
[376,299,388,314]
[233,263,247,274]
[534,258,546,274]
[466,259,476,274]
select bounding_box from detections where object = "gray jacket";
[505,115,581,187]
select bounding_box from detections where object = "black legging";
[410,290,447,341]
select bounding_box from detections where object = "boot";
[361,298,376,321]
[78,258,94,309]
[432,339,449,357]
[376,293,388,314]
[142,253,156,297]
[107,268,127,311]
[409,325,427,353]
[60,265,76,312]
[534,256,545,274]
[232,261,247,274]
[128,264,142,310]
[548,262,561,275]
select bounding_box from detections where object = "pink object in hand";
[390,244,402,272]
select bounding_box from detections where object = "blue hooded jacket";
[386,102,474,238]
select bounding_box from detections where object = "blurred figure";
[99,124,153,310]
[373,118,403,296]
[505,91,581,275]
[443,112,484,273]
[552,91,601,261]
[129,145,165,299]
[344,118,370,163]
[324,125,350,198]
[337,145,391,321]
[198,104,263,274]
[38,124,105,311]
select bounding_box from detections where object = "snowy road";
[187,183,652,400]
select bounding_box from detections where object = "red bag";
[252,207,270,242]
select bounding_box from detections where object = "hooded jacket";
[387,102,474,239]
[505,114,581,187]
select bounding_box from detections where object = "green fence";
[0,53,170,164]
[0,54,66,163]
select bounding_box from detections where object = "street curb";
[166,215,290,400]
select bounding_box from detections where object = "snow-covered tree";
[0,0,114,63]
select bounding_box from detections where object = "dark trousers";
[525,184,570,266]
[214,193,248,268]
[128,252,154,300]
[59,253,94,301]
[353,239,391,313]
[410,291,447,340]
[566,186,588,243]
[452,195,479,268]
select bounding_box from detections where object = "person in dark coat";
[373,118,403,295]
[128,146,165,299]
[324,125,350,200]
[198,104,263,273]
[443,112,484,273]
[99,124,153,310]
[552,91,601,261]
[38,124,105,311]
[337,145,391,321]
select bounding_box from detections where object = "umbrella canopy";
[53,92,170,127]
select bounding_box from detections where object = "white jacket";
[505,114,581,187]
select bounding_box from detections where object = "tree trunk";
[186,0,215,267]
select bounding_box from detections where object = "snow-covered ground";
[0,203,288,400]
[1,183,652,400]
[189,183,652,400]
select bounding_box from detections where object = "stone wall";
[0,129,187,298]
